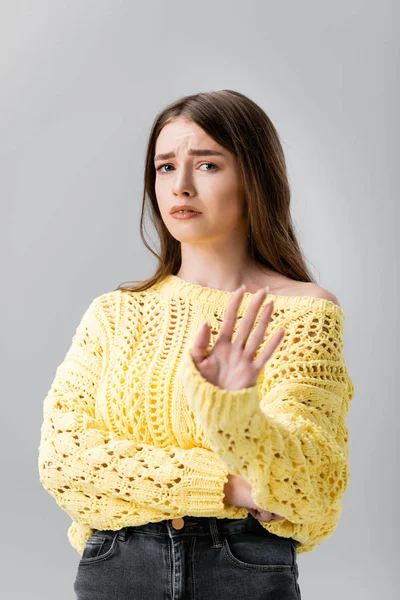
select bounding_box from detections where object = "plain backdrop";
[2,1,398,598]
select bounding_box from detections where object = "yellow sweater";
[38,274,355,556]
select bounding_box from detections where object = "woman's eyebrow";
[154,149,225,162]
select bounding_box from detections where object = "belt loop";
[117,526,128,542]
[208,517,223,548]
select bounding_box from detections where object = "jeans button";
[171,517,184,529]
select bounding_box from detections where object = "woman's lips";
[171,211,202,220]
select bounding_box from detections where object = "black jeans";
[74,513,301,599]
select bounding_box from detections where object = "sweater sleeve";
[38,296,234,529]
[179,302,354,525]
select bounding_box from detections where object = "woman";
[38,89,354,599]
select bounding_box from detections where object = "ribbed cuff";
[180,347,266,439]
[173,447,232,514]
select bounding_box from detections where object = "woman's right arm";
[38,294,245,530]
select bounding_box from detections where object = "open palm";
[190,284,286,391]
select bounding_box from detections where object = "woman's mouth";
[171,210,202,220]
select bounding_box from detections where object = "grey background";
[2,1,398,598]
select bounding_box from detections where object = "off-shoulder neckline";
[135,274,345,319]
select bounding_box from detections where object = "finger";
[234,287,270,349]
[249,507,274,521]
[216,285,248,344]
[244,300,274,359]
[190,321,211,365]
[253,328,286,371]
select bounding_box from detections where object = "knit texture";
[38,274,354,555]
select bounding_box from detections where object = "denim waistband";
[107,514,296,547]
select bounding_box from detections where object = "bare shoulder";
[259,270,341,307]
[293,282,341,307]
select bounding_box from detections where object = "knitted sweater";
[38,274,355,556]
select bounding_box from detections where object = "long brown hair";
[115,89,316,292]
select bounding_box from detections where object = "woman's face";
[154,117,246,244]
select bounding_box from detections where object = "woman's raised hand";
[190,284,286,391]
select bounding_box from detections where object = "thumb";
[190,321,211,366]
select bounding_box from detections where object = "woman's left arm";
[180,286,354,525]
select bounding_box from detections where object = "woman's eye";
[156,162,217,173]
[156,164,173,173]
[200,162,217,171]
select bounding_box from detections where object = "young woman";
[38,89,354,599]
